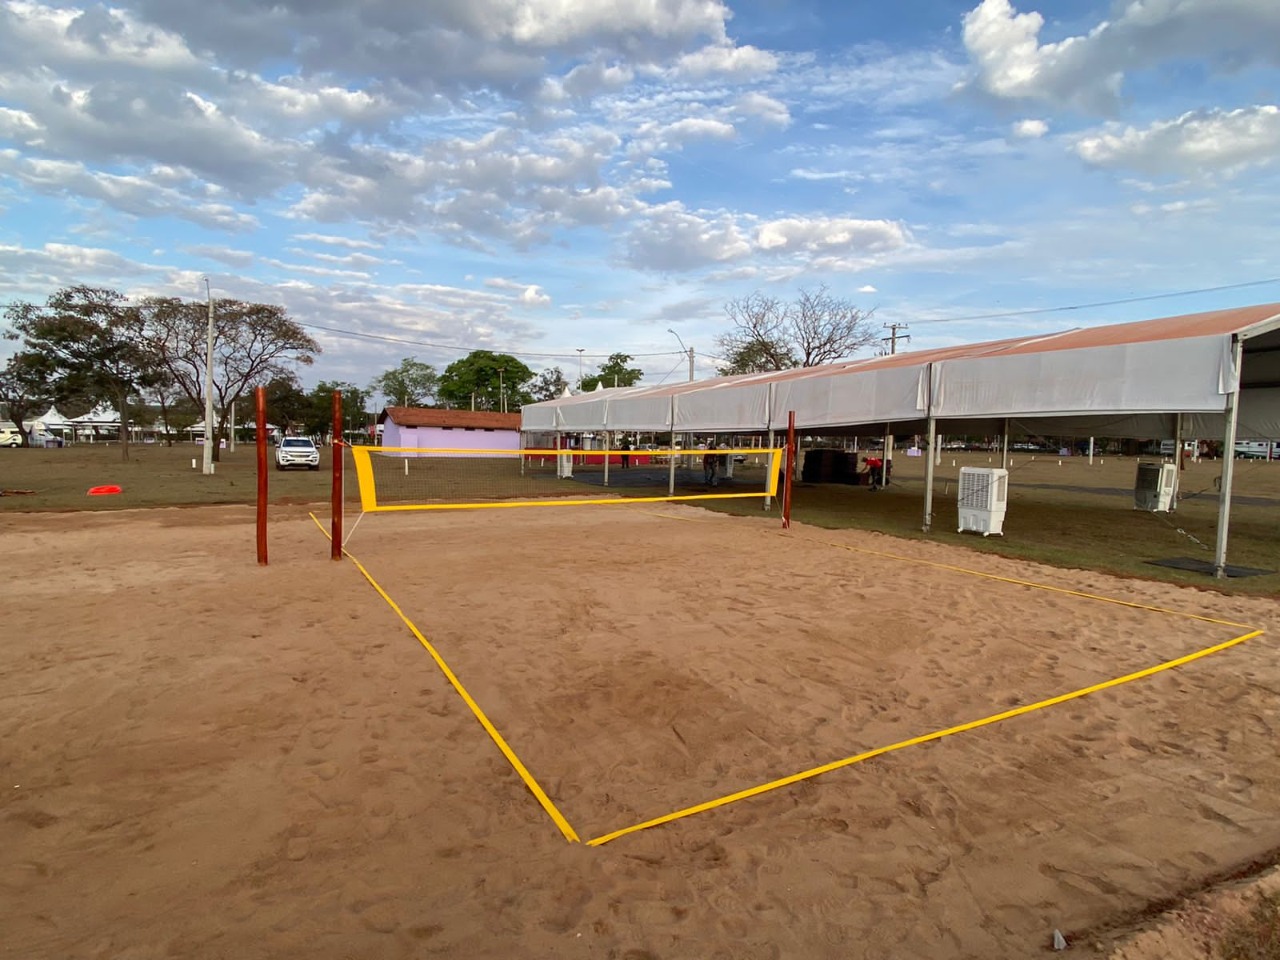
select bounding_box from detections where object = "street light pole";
[202,278,215,475]
[576,348,584,391]
[498,367,505,413]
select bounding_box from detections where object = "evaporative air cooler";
[1134,461,1177,512]
[957,467,1008,536]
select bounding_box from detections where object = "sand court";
[337,507,1265,846]
[3,503,1279,959]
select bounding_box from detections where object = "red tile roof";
[380,407,521,430]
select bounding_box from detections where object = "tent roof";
[521,303,1280,439]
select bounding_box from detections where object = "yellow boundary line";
[586,626,1265,846]
[310,507,1266,849]
[308,513,580,844]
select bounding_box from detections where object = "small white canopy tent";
[522,303,1280,576]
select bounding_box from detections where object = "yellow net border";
[348,445,786,513]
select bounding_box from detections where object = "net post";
[255,386,268,565]
[330,389,342,561]
[783,411,796,529]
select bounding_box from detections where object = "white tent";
[521,302,1280,575]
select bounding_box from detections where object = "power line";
[910,277,1280,326]
[294,320,684,362]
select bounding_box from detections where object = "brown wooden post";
[331,389,342,560]
[783,410,796,529]
[255,386,268,565]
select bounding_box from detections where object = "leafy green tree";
[132,296,320,460]
[306,381,371,439]
[437,351,533,411]
[370,357,439,408]
[5,286,164,460]
[580,353,643,391]
[530,366,569,401]
[0,351,55,446]
[262,375,308,437]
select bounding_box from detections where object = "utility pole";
[667,328,695,382]
[576,348,584,391]
[882,322,910,355]
[202,278,215,475]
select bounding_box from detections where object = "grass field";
[2,441,1276,594]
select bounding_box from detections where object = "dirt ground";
[2,504,1278,959]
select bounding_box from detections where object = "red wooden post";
[255,386,268,565]
[783,410,796,529]
[331,390,342,560]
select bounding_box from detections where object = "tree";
[437,351,533,411]
[580,353,643,392]
[716,338,797,376]
[305,381,371,439]
[716,285,876,373]
[262,375,308,437]
[133,296,320,461]
[370,357,439,408]
[0,352,55,446]
[5,286,164,460]
[530,366,569,402]
[146,369,198,447]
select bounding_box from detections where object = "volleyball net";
[348,445,786,513]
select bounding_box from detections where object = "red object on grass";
[87,485,122,496]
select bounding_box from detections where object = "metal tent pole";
[923,417,937,532]
[764,382,776,510]
[668,395,677,496]
[603,430,610,487]
[1001,419,1010,470]
[1213,338,1245,578]
[1170,413,1183,511]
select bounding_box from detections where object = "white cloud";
[673,42,778,79]
[732,92,791,128]
[293,233,380,250]
[1076,106,1280,177]
[519,284,551,306]
[857,284,877,294]
[756,217,909,255]
[625,203,751,271]
[1012,118,1048,139]
[962,0,1280,112]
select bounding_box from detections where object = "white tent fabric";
[521,302,1280,577]
[523,304,1280,439]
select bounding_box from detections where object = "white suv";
[275,436,320,470]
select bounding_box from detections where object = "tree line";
[2,281,875,457]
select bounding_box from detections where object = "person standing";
[620,436,631,469]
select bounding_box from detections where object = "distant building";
[377,407,521,454]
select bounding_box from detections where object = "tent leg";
[603,430,610,487]
[764,429,775,509]
[1170,414,1182,511]
[882,428,892,485]
[1001,419,1010,470]
[923,417,937,532]
[1214,340,1244,578]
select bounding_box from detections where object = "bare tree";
[716,285,876,374]
[133,297,319,460]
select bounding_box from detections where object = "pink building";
[378,407,521,455]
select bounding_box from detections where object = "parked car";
[1234,441,1277,460]
[275,436,320,470]
[0,429,22,447]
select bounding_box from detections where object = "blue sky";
[1,0,1278,398]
